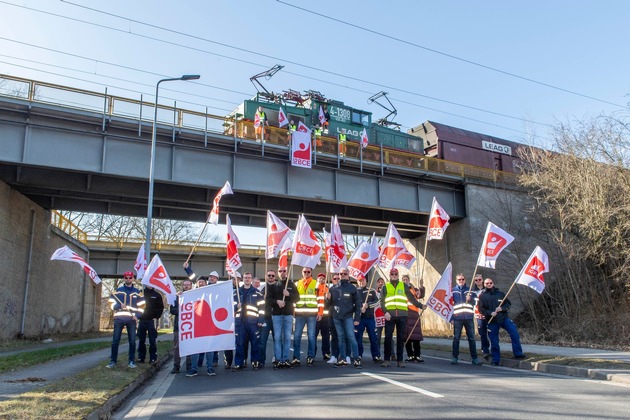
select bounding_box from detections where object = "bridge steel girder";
[0,98,465,238]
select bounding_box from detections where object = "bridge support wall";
[0,179,100,339]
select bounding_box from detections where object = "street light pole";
[145,75,200,272]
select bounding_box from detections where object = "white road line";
[361,372,445,398]
[114,366,175,419]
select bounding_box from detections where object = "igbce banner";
[179,281,235,357]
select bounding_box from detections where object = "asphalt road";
[116,353,629,420]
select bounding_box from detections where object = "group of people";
[107,266,526,374]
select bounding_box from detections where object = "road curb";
[422,348,630,385]
[87,355,171,420]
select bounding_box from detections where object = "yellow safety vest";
[295,278,318,315]
[339,133,347,142]
[384,282,408,311]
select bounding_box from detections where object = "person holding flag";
[477,278,526,365]
[233,272,265,371]
[106,272,145,369]
[380,268,425,368]
[266,267,299,369]
[255,106,268,142]
[449,274,482,366]
[292,267,319,366]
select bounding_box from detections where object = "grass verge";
[0,341,171,419]
[0,342,112,374]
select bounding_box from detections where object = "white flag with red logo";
[347,235,379,279]
[291,129,312,169]
[378,222,407,270]
[393,248,416,269]
[361,127,369,148]
[278,106,288,128]
[50,245,102,284]
[254,112,261,128]
[277,235,292,271]
[427,197,450,240]
[208,181,234,225]
[318,105,326,125]
[142,254,177,305]
[476,222,515,268]
[134,244,147,280]
[266,211,291,259]
[179,281,235,357]
[327,215,348,273]
[226,215,242,275]
[515,246,549,294]
[426,262,453,323]
[291,214,322,268]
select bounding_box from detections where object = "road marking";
[361,372,444,398]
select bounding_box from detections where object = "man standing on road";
[169,279,192,374]
[477,278,527,365]
[355,275,382,363]
[267,267,299,369]
[380,268,425,368]
[326,269,362,368]
[107,271,145,369]
[137,285,164,365]
[233,272,264,371]
[450,274,482,366]
[258,269,276,368]
[471,274,490,360]
[315,273,331,361]
[292,267,318,366]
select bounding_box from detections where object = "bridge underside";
[0,97,466,238]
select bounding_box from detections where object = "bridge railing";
[0,74,517,184]
[51,210,88,244]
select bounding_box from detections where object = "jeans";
[272,315,293,363]
[330,316,339,358]
[355,317,380,359]
[333,317,359,360]
[293,315,316,360]
[384,315,407,362]
[189,352,216,373]
[110,317,136,363]
[315,317,331,357]
[488,317,524,363]
[452,318,478,359]
[235,320,260,366]
[477,318,490,354]
[137,318,158,362]
[259,318,274,365]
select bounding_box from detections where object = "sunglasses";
[124,277,133,280]
[267,274,275,277]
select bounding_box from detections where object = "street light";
[145,74,200,271]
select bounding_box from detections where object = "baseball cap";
[235,272,242,279]
[123,271,134,278]
[209,271,220,278]
[390,268,399,275]
[317,273,326,279]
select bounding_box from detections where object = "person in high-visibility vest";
[380,268,425,368]
[338,128,347,158]
[292,267,319,366]
[314,125,323,148]
[255,106,268,141]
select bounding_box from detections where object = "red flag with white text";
[515,246,549,294]
[179,281,235,357]
[50,246,102,284]
[426,262,453,323]
[476,222,515,269]
[226,215,242,275]
[291,215,322,268]
[142,254,177,305]
[208,181,234,225]
[278,106,288,128]
[427,197,450,240]
[347,235,379,279]
[266,211,291,259]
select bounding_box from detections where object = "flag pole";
[364,269,379,306]
[404,308,425,346]
[184,221,209,265]
[419,235,429,287]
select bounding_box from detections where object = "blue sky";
[1,0,629,243]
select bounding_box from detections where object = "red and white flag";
[208,181,234,225]
[278,106,289,128]
[266,211,291,259]
[254,112,261,128]
[277,235,292,271]
[427,197,450,240]
[378,222,407,270]
[318,105,326,125]
[327,215,348,273]
[426,262,453,323]
[297,121,311,133]
[476,222,515,269]
[134,244,147,280]
[515,246,549,294]
[347,235,379,279]
[291,214,322,268]
[361,127,369,148]
[291,127,312,169]
[393,248,416,269]
[50,245,101,284]
[179,281,235,357]
[142,254,177,305]
[226,215,242,275]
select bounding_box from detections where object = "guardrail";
[51,210,88,244]
[0,73,518,184]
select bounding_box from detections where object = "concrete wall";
[409,180,545,334]
[0,179,100,339]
